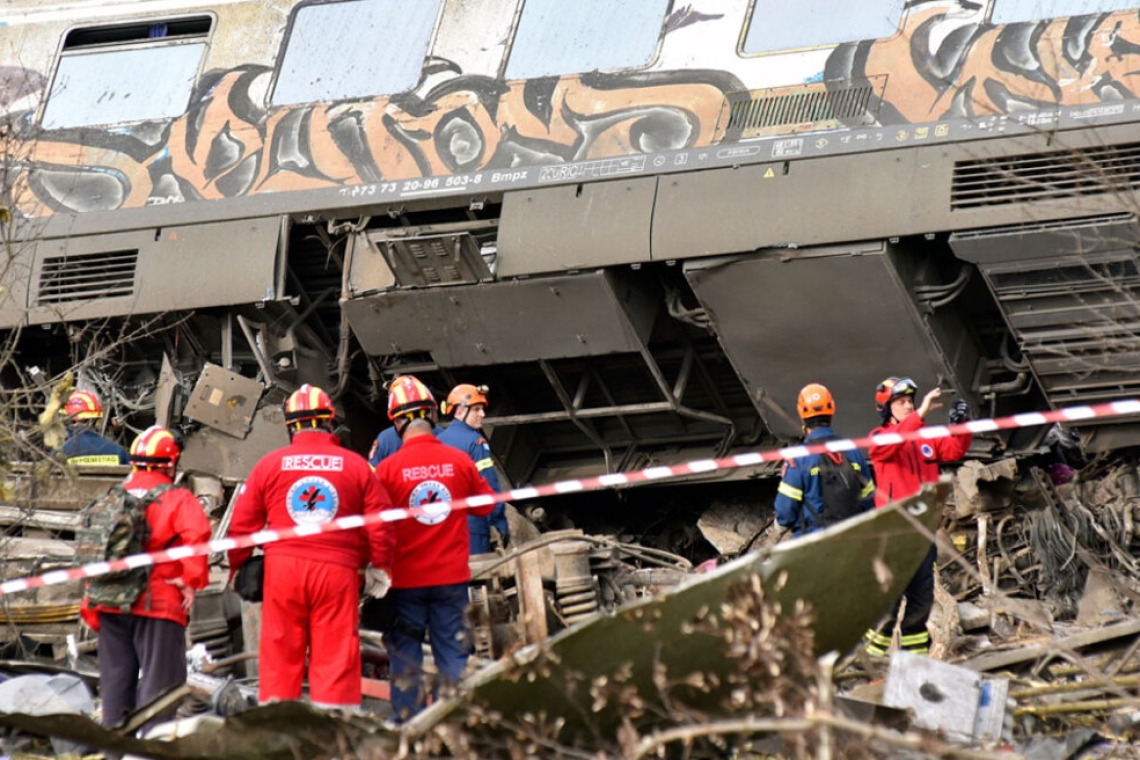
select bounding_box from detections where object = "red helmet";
[64,390,103,421]
[284,384,335,425]
[386,375,436,421]
[130,425,181,468]
[875,376,918,418]
[441,384,489,416]
[796,383,835,421]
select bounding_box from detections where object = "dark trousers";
[873,544,936,650]
[468,514,492,555]
[98,612,187,731]
[383,583,469,722]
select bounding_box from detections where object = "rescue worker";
[774,383,875,536]
[58,390,129,466]
[368,376,439,467]
[863,377,971,657]
[81,426,211,730]
[437,383,510,553]
[373,374,496,722]
[227,384,394,709]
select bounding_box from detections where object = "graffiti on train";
[6,65,740,216]
[6,1,1140,217]
[827,2,1140,124]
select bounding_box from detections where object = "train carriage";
[3,0,1140,484]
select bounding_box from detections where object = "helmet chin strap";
[394,414,412,437]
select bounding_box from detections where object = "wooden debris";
[961,619,1140,672]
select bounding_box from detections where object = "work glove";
[363,565,391,599]
[948,398,971,424]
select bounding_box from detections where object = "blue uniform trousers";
[383,583,469,722]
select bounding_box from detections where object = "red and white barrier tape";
[3,398,1138,596]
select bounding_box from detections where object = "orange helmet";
[796,383,835,421]
[284,384,335,425]
[64,390,103,421]
[441,384,489,416]
[130,425,181,468]
[386,375,436,421]
[875,376,918,418]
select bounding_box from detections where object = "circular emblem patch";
[920,443,935,459]
[410,480,452,526]
[286,476,340,525]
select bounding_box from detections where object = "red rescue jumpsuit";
[228,430,393,707]
[866,410,971,654]
[870,411,972,507]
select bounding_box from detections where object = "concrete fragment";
[884,650,1012,744]
[952,459,1019,518]
[696,498,767,555]
[1076,567,1127,627]
[957,602,991,633]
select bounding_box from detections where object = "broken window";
[271,0,441,106]
[742,0,906,54]
[41,18,210,129]
[991,0,1138,23]
[503,0,670,80]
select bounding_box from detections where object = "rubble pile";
[927,456,1140,751]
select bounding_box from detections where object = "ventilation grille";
[980,253,1140,405]
[37,249,137,305]
[377,232,491,288]
[952,142,1140,210]
[988,258,1140,293]
[721,78,883,138]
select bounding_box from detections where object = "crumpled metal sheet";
[0,673,94,755]
[0,700,397,760]
[407,482,949,743]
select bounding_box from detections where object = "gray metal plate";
[498,178,657,276]
[0,244,35,329]
[684,246,950,439]
[182,403,289,481]
[184,363,265,439]
[344,269,659,365]
[25,217,282,325]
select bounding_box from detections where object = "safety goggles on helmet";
[874,376,918,417]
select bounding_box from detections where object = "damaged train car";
[3,0,1140,490]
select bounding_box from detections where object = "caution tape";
[3,398,1138,597]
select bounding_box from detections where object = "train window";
[504,0,670,80]
[742,0,906,53]
[42,19,209,129]
[272,0,441,106]
[63,17,212,49]
[991,0,1138,23]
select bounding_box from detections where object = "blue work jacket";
[59,425,129,466]
[437,418,509,552]
[773,426,875,535]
